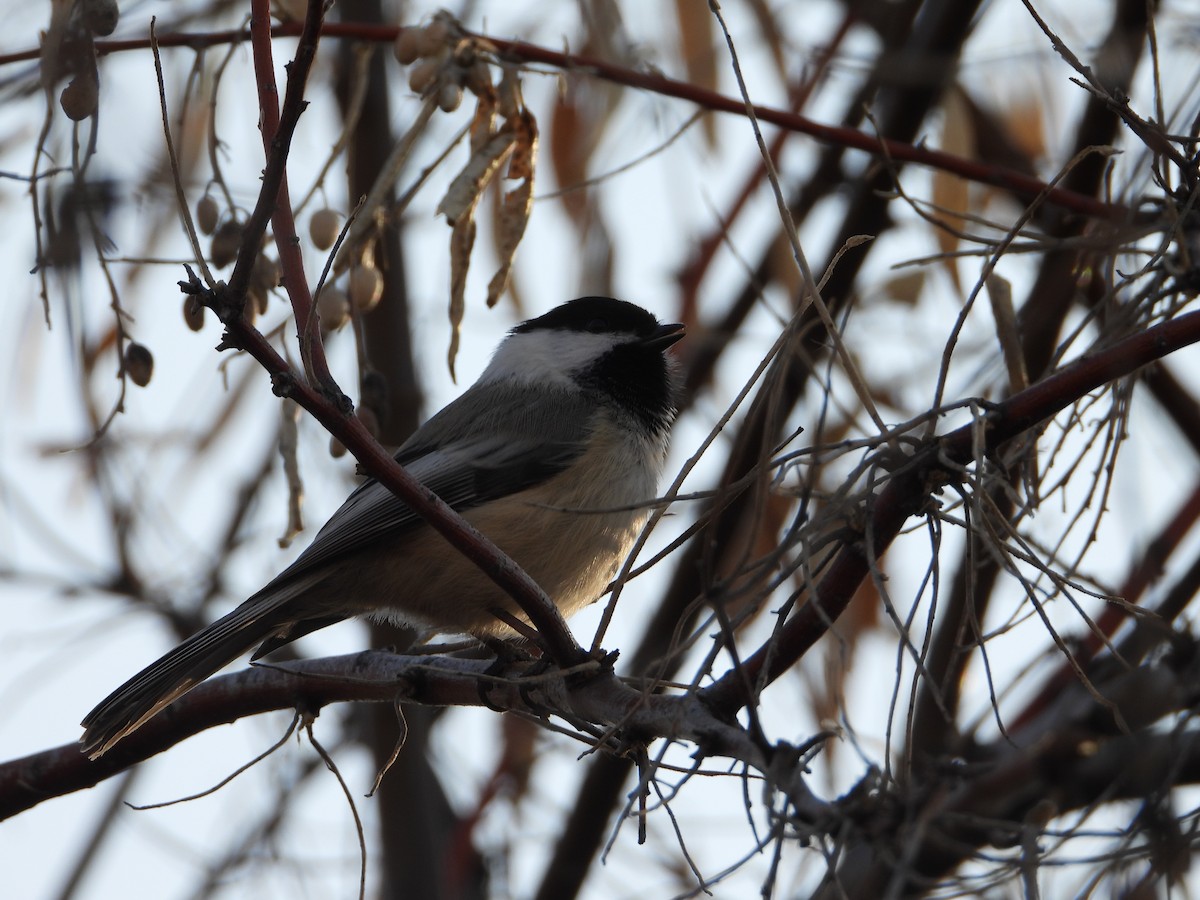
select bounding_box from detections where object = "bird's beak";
[644,322,685,350]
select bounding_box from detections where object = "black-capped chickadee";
[80,296,684,758]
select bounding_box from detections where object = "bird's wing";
[256,380,597,591]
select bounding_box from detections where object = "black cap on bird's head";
[491,297,684,435]
[518,296,684,433]
[514,296,685,350]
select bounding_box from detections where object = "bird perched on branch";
[81,296,684,758]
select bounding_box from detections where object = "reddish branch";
[676,10,856,313]
[702,308,1200,716]
[181,3,586,668]
[232,0,337,391]
[1,20,1124,223]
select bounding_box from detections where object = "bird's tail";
[80,591,305,759]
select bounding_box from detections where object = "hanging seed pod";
[196,195,219,235]
[80,0,119,36]
[124,343,154,387]
[249,286,269,317]
[182,296,205,332]
[498,71,521,119]
[210,219,243,268]
[464,59,492,97]
[420,17,451,54]
[393,26,424,65]
[309,207,341,251]
[437,82,464,113]
[60,75,99,121]
[349,264,384,312]
[408,57,442,94]
[317,285,350,331]
[329,434,347,458]
[251,254,280,295]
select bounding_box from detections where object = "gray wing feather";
[80,570,325,757]
[79,381,598,757]
[258,380,597,589]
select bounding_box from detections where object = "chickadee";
[80,296,683,758]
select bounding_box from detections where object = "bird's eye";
[585,318,609,333]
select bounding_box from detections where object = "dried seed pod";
[408,57,442,94]
[182,297,205,332]
[437,82,464,113]
[317,285,350,331]
[80,0,119,35]
[393,26,423,65]
[249,286,269,317]
[196,195,219,235]
[421,17,451,53]
[464,59,492,96]
[60,75,98,121]
[349,264,384,312]
[210,219,243,268]
[124,342,154,387]
[251,254,280,295]
[329,434,347,458]
[498,71,521,119]
[309,207,341,251]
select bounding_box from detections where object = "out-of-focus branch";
[1,22,1126,223]
[538,4,983,894]
[911,0,1153,762]
[703,306,1200,716]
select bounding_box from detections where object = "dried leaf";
[932,87,974,293]
[751,490,793,563]
[499,715,538,799]
[960,90,1042,176]
[1000,95,1046,167]
[547,67,623,228]
[744,0,788,83]
[438,131,516,225]
[487,113,538,307]
[488,180,533,308]
[469,79,498,152]
[505,106,538,182]
[549,90,588,223]
[446,216,476,382]
[443,65,532,376]
[844,570,882,636]
[879,269,927,307]
[766,228,804,300]
[674,0,718,146]
[277,399,304,549]
[41,0,93,87]
[986,272,1028,393]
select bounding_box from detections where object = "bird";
[80,296,684,758]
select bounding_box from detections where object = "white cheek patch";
[480,329,636,386]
